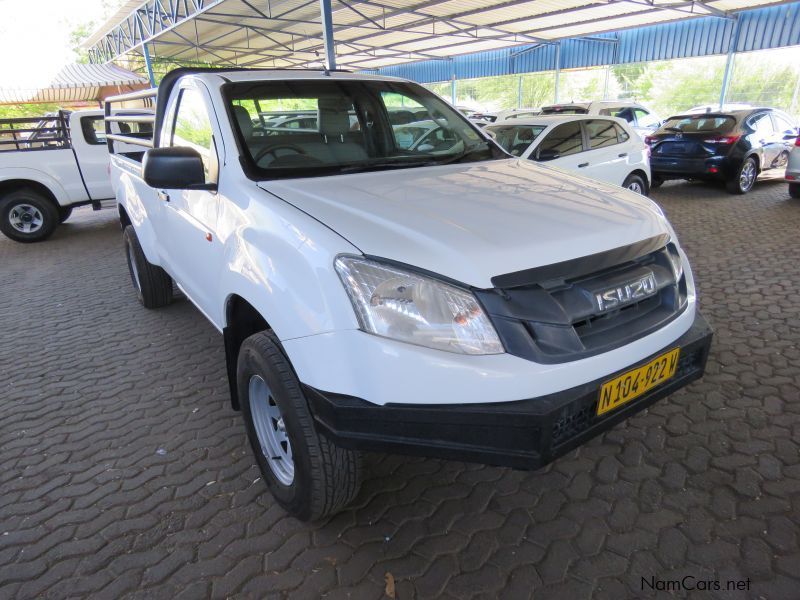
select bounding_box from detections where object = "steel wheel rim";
[627,181,643,194]
[740,161,756,191]
[8,203,43,234]
[126,242,141,291]
[249,374,294,486]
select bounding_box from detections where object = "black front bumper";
[304,312,713,471]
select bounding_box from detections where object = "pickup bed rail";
[104,88,157,155]
[0,112,70,153]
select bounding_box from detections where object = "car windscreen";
[225,79,500,179]
[660,115,736,134]
[486,124,546,156]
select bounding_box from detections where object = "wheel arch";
[0,169,70,205]
[224,294,271,410]
[118,203,132,230]
[628,168,650,185]
[0,179,60,207]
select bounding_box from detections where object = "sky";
[0,0,115,88]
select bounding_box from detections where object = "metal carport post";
[320,0,336,70]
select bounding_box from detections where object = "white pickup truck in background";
[0,110,114,242]
[107,68,712,521]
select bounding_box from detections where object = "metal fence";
[426,46,800,120]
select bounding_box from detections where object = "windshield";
[660,115,736,133]
[225,79,500,178]
[486,124,546,156]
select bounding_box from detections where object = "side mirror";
[536,148,560,161]
[142,146,212,190]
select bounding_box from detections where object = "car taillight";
[644,135,656,145]
[704,135,740,145]
[795,136,800,147]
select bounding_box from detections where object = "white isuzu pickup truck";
[107,68,712,521]
[0,110,114,242]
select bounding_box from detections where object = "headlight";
[334,256,504,355]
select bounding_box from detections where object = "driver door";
[156,82,224,322]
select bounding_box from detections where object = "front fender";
[216,189,360,342]
[116,170,163,267]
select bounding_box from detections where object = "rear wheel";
[0,189,59,243]
[237,331,362,521]
[726,157,757,194]
[790,183,800,199]
[122,225,173,308]
[622,173,648,195]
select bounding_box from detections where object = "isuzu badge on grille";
[595,272,657,312]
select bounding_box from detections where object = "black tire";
[622,173,648,195]
[790,183,800,199]
[0,188,59,243]
[237,331,362,521]
[59,206,74,223]
[726,157,758,194]
[650,176,664,189]
[122,225,173,308]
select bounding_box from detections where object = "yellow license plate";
[597,348,681,416]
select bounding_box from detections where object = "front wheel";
[622,173,648,195]
[237,331,362,521]
[0,189,59,243]
[122,225,173,308]
[789,183,800,199]
[726,157,757,194]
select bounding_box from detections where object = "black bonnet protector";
[490,233,670,289]
[475,234,687,364]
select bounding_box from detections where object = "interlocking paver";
[1,179,799,598]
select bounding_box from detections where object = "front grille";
[476,238,688,364]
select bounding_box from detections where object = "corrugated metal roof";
[372,3,800,82]
[0,63,148,104]
[84,0,793,71]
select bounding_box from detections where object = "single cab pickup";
[0,110,113,242]
[108,68,713,520]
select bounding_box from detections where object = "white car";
[486,114,652,194]
[107,68,712,521]
[471,108,541,124]
[540,100,662,138]
[0,109,114,242]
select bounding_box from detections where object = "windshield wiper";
[337,159,436,174]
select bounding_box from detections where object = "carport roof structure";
[84,0,790,71]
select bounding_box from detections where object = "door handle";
[618,152,628,158]
[158,190,170,203]
[578,162,589,168]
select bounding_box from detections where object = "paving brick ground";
[1,177,799,600]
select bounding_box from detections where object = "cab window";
[535,121,584,160]
[171,87,218,183]
[80,116,107,145]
